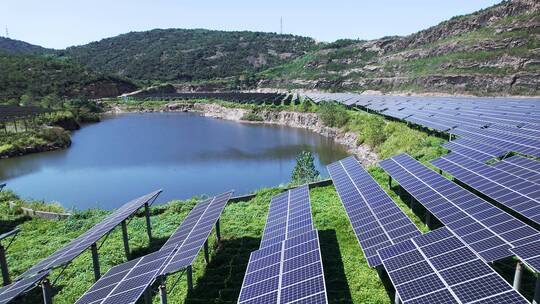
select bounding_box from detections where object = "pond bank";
[108,102,379,166]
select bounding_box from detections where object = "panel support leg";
[121,220,130,259]
[533,275,540,304]
[159,279,168,304]
[187,265,193,293]
[425,212,432,229]
[91,243,101,281]
[513,261,523,291]
[204,240,209,264]
[215,219,221,242]
[144,287,152,304]
[0,244,10,286]
[41,278,53,304]
[394,292,401,304]
[388,176,392,188]
[145,203,152,241]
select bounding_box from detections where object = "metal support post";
[394,292,401,304]
[145,203,152,241]
[121,220,130,259]
[388,176,392,188]
[91,243,101,281]
[513,261,523,291]
[204,240,209,263]
[187,265,193,293]
[41,278,53,304]
[215,219,221,242]
[425,212,432,229]
[159,279,168,304]
[0,245,10,286]
[534,275,540,304]
[144,287,152,304]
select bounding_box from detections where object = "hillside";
[0,37,53,55]
[0,52,137,101]
[61,29,316,82]
[260,0,540,96]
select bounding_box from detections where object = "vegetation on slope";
[61,29,316,82]
[0,37,53,55]
[0,52,137,101]
[260,0,540,95]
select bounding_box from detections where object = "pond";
[0,112,349,210]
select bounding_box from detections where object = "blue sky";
[2,0,502,49]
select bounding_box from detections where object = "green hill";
[0,37,53,55]
[0,52,136,101]
[60,29,316,82]
[260,0,540,96]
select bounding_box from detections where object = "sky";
[2,0,502,49]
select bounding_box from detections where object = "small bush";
[317,101,350,128]
[241,111,264,121]
[291,151,320,185]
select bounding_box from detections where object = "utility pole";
[4,26,8,38]
[280,17,283,35]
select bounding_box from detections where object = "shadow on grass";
[319,229,353,303]
[184,236,260,304]
[0,215,31,234]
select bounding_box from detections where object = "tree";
[291,151,320,185]
[19,94,35,106]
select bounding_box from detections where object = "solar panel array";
[431,152,540,226]
[380,153,540,263]
[379,227,528,304]
[0,271,50,304]
[492,155,540,183]
[19,190,162,279]
[442,138,507,162]
[129,92,294,106]
[76,191,232,304]
[0,105,53,123]
[327,156,421,267]
[238,185,328,304]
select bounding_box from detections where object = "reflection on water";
[0,112,349,209]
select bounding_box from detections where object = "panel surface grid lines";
[238,230,327,304]
[0,271,49,304]
[327,156,421,267]
[19,190,162,279]
[511,240,540,273]
[380,153,540,261]
[378,227,529,304]
[430,151,540,226]
[76,191,232,304]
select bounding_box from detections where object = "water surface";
[0,113,348,209]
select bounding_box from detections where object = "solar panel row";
[379,227,528,304]
[76,191,232,304]
[0,271,50,304]
[431,152,540,226]
[238,185,328,304]
[327,156,421,267]
[19,190,162,279]
[380,153,540,263]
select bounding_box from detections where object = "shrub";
[241,111,264,121]
[291,151,320,185]
[317,101,350,128]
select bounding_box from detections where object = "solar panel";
[0,271,50,304]
[443,138,507,162]
[510,241,540,273]
[260,185,314,248]
[380,153,540,262]
[451,126,540,158]
[327,156,421,267]
[431,152,540,226]
[492,156,540,184]
[378,227,528,304]
[405,115,454,132]
[19,190,162,279]
[76,191,232,304]
[238,230,327,304]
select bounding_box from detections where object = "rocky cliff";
[260,0,540,96]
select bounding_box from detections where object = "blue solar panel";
[76,191,232,304]
[238,186,328,304]
[327,156,421,267]
[510,240,540,273]
[378,227,528,304]
[492,156,540,184]
[19,190,162,280]
[431,152,540,226]
[443,138,507,162]
[379,153,540,262]
[0,271,50,304]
